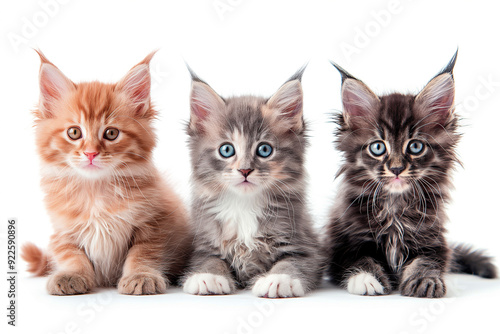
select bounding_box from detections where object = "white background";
[1,0,500,333]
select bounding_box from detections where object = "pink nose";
[84,152,99,162]
[238,169,254,178]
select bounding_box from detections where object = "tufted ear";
[189,79,225,134]
[415,73,455,126]
[331,61,380,129]
[414,51,457,127]
[116,51,156,118]
[264,65,307,132]
[341,77,380,129]
[37,49,75,118]
[266,79,304,131]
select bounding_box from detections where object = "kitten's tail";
[450,243,497,278]
[21,243,52,276]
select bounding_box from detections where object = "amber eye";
[67,127,82,140]
[104,128,119,141]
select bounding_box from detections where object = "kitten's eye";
[104,128,119,141]
[408,140,424,155]
[67,127,82,140]
[219,143,235,158]
[256,143,273,158]
[369,141,386,156]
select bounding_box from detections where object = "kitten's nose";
[84,151,100,162]
[390,167,404,176]
[238,169,254,178]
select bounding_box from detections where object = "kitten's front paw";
[183,273,234,295]
[400,276,446,298]
[347,272,387,296]
[47,272,94,295]
[252,274,305,298]
[118,272,168,295]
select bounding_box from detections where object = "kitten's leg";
[183,254,236,295]
[327,238,391,296]
[343,257,391,296]
[47,234,95,295]
[400,256,447,298]
[118,206,191,295]
[118,243,169,295]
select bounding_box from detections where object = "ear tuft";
[35,49,52,66]
[330,60,357,83]
[286,63,308,82]
[36,50,75,118]
[435,48,458,78]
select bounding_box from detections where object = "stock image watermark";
[151,62,169,91]
[224,298,276,334]
[213,0,245,20]
[6,218,17,327]
[47,291,113,334]
[456,74,500,119]
[339,0,413,64]
[7,0,72,54]
[398,277,466,334]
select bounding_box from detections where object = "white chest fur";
[208,192,264,250]
[74,200,135,285]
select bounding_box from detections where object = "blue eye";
[219,144,235,158]
[408,140,424,155]
[257,143,273,158]
[369,141,386,156]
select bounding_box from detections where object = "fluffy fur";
[21,51,192,295]
[324,51,497,298]
[182,67,323,298]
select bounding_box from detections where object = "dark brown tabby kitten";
[325,51,497,298]
[182,67,322,298]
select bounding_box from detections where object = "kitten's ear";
[117,51,156,118]
[189,72,225,134]
[265,67,305,132]
[331,61,380,129]
[415,51,457,126]
[37,50,75,118]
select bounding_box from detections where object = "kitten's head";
[333,51,460,195]
[34,50,157,179]
[187,67,307,196]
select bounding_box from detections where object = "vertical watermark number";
[7,218,17,326]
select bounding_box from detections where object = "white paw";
[252,274,305,298]
[183,273,232,295]
[347,272,385,296]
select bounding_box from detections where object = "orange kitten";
[21,51,192,295]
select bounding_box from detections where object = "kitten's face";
[334,57,459,195]
[188,78,305,196]
[35,51,156,179]
[347,93,457,194]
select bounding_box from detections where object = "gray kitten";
[182,67,322,298]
